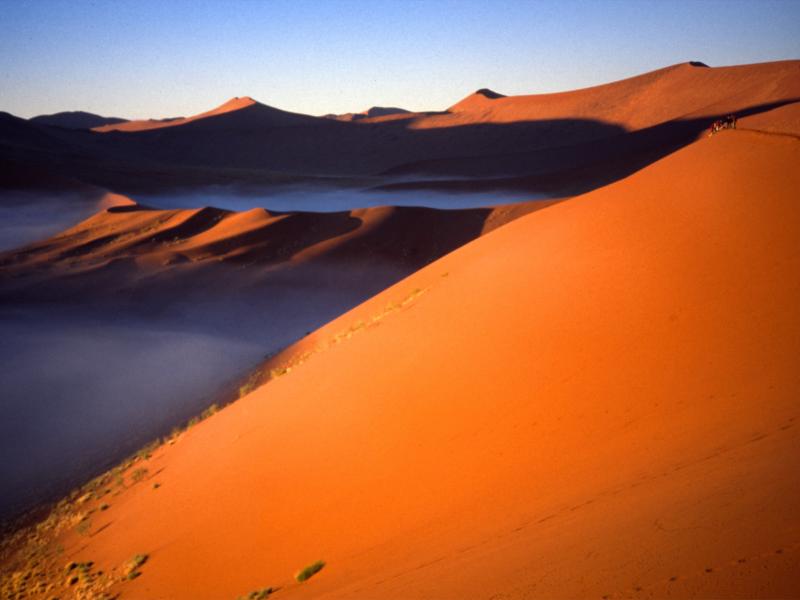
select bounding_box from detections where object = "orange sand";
[441,61,800,130]
[33,128,800,599]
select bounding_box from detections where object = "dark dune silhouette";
[92,96,314,132]
[447,87,506,111]
[1,61,797,202]
[380,98,800,196]
[29,111,128,130]
[326,106,412,121]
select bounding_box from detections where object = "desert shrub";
[201,403,219,419]
[75,518,91,536]
[124,553,148,580]
[295,560,325,582]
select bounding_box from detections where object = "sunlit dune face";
[208,96,258,115]
[91,96,260,132]
[96,192,136,210]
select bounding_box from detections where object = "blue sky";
[1,0,798,119]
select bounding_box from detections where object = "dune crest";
[447,87,506,111]
[427,60,800,129]
[91,95,294,132]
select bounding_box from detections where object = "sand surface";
[2,128,794,599]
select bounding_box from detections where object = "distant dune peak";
[212,96,259,114]
[474,88,505,99]
[90,95,268,132]
[447,87,507,112]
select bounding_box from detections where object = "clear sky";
[1,0,798,119]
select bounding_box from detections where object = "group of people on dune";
[709,114,737,135]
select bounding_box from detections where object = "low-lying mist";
[0,181,518,521]
[0,190,102,252]
[0,258,409,521]
[137,182,537,212]
[0,310,263,519]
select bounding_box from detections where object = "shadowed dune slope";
[443,60,800,128]
[0,200,555,305]
[325,106,412,122]
[26,129,799,599]
[2,61,798,195]
[29,111,128,130]
[380,60,800,181]
[92,96,320,133]
[129,60,800,182]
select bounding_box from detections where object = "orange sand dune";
[3,61,797,195]
[143,62,800,182]
[5,128,796,599]
[0,199,554,304]
[440,60,800,129]
[740,101,800,137]
[92,96,317,132]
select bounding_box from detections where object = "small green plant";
[201,403,219,420]
[130,467,148,483]
[247,587,273,599]
[137,439,161,460]
[152,482,161,490]
[269,367,289,379]
[239,381,256,397]
[295,560,325,582]
[100,503,110,511]
[124,553,148,580]
[238,370,263,398]
[75,518,92,536]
